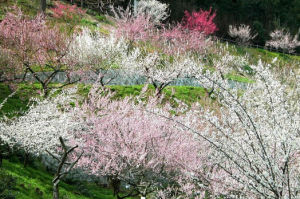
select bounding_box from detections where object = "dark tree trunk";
[40,0,47,13]
[23,153,29,168]
[0,153,2,168]
[46,137,83,199]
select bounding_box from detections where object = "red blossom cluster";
[182,7,218,35]
[51,1,85,20]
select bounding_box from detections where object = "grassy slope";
[2,159,116,199]
[0,83,208,115]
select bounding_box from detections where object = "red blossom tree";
[182,7,218,35]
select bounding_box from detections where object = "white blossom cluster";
[265,29,300,53]
[134,52,199,86]
[135,0,169,24]
[0,88,81,156]
[191,59,300,198]
[68,28,130,70]
[228,24,257,45]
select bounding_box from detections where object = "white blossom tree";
[131,52,199,97]
[0,88,81,167]
[135,0,169,24]
[265,29,300,53]
[228,24,257,45]
[174,59,300,198]
[68,28,140,87]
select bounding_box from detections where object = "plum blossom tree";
[67,28,133,87]
[50,1,86,24]
[0,9,81,96]
[158,24,211,55]
[0,91,18,167]
[47,136,83,199]
[0,48,23,84]
[265,29,300,53]
[132,52,199,97]
[173,59,300,198]
[182,7,217,35]
[0,88,81,167]
[112,6,156,43]
[228,24,257,45]
[112,2,212,55]
[72,87,206,199]
[135,0,169,25]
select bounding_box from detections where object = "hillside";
[0,0,300,198]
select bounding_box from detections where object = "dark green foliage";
[253,20,266,45]
[0,169,16,199]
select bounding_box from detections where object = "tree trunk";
[40,0,47,13]
[81,0,84,7]
[53,181,59,199]
[0,152,2,168]
[23,153,29,168]
[43,85,49,98]
[133,0,138,15]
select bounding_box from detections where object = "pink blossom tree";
[0,48,22,84]
[72,87,207,198]
[158,24,211,55]
[0,9,81,96]
[112,5,155,43]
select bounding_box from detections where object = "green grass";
[225,42,300,68]
[2,159,118,199]
[225,73,255,83]
[77,84,208,105]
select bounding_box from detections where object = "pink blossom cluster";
[114,15,155,42]
[158,24,210,54]
[113,6,217,55]
[0,8,83,95]
[71,87,217,198]
[51,1,85,20]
